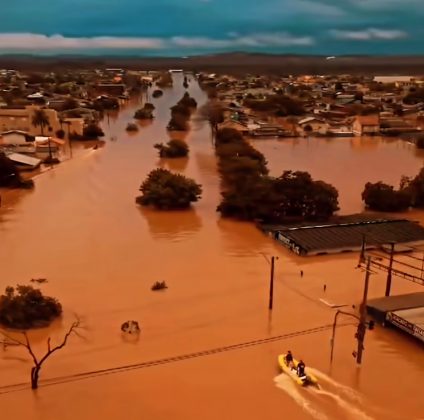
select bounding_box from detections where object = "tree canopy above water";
[136,168,202,210]
[214,128,339,223]
[0,285,62,329]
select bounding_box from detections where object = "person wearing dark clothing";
[297,360,306,377]
[285,350,294,368]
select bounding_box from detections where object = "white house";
[298,117,329,134]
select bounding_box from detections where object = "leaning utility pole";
[356,256,371,364]
[269,256,275,310]
[385,242,395,297]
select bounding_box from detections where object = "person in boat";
[285,350,294,368]
[297,360,306,377]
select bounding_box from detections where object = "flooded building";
[367,292,424,343]
[261,215,424,256]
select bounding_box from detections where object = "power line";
[0,322,351,395]
[368,251,423,273]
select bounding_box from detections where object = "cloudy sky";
[0,0,423,55]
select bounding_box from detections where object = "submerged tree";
[154,139,189,158]
[167,93,198,131]
[134,103,155,120]
[0,285,62,329]
[362,181,411,212]
[136,168,202,209]
[0,318,81,389]
[83,123,104,139]
[200,102,225,138]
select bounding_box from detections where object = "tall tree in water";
[32,109,52,159]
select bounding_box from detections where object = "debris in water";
[121,320,141,335]
[30,278,47,284]
[151,280,168,291]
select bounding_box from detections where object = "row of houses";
[0,105,84,137]
[206,72,424,137]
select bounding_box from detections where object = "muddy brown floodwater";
[0,74,423,420]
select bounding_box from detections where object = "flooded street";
[0,74,423,420]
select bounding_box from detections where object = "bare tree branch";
[24,332,39,365]
[0,330,27,347]
[0,316,82,390]
[37,319,80,366]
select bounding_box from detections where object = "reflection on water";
[135,119,154,129]
[194,152,219,178]
[78,140,106,149]
[167,130,189,141]
[157,157,189,172]
[217,218,274,257]
[139,207,202,241]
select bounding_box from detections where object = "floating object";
[30,278,47,284]
[151,281,168,291]
[278,354,319,387]
[319,299,347,308]
[121,320,141,334]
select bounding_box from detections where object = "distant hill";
[0,53,423,75]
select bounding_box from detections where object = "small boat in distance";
[278,354,319,387]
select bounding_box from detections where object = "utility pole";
[66,122,73,159]
[385,242,395,297]
[269,256,275,310]
[357,234,366,267]
[356,256,371,364]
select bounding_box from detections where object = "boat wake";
[274,368,375,420]
[307,367,363,403]
[274,374,329,420]
[311,388,373,420]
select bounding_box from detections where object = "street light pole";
[330,258,372,366]
[269,256,275,310]
[330,309,360,364]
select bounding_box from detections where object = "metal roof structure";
[7,153,41,168]
[367,293,424,342]
[261,215,424,256]
[367,292,424,313]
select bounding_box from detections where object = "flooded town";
[0,66,423,420]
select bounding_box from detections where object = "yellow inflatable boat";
[278,354,319,387]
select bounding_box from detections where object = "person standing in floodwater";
[323,284,327,292]
[300,270,303,277]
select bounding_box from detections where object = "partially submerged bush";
[83,123,104,139]
[0,285,62,329]
[126,122,139,132]
[154,139,189,158]
[134,105,154,120]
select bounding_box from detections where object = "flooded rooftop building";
[367,292,424,343]
[261,215,424,256]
